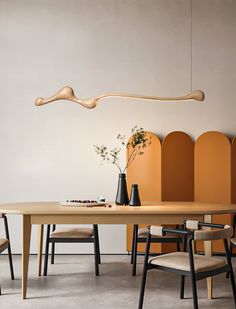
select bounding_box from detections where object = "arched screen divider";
[126,131,235,254]
[195,131,231,253]
[161,131,194,253]
[126,132,162,253]
[230,136,236,253]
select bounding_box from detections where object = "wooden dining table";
[0,201,236,300]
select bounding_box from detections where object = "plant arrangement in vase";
[94,126,151,205]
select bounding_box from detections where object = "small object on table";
[129,184,141,206]
[97,196,106,202]
[59,200,111,208]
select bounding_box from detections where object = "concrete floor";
[0,254,235,309]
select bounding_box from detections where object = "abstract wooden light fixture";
[35,0,204,109]
[35,86,204,109]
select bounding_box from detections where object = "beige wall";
[0,0,235,253]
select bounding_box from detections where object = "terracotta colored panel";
[161,131,194,252]
[126,132,161,253]
[195,131,231,253]
[162,131,194,201]
[126,132,161,203]
[231,137,236,253]
[231,137,236,204]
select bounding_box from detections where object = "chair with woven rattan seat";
[0,214,14,295]
[138,220,236,309]
[44,224,101,276]
[130,224,182,276]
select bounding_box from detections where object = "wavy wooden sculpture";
[35,86,205,109]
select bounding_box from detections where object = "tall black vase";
[115,173,129,205]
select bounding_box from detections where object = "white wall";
[0,0,235,254]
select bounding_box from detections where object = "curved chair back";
[194,225,233,241]
[185,220,233,241]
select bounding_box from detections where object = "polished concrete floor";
[0,254,235,309]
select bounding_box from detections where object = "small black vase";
[129,184,141,206]
[115,173,129,205]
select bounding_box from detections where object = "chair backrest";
[150,221,233,242]
[194,225,233,241]
[186,220,233,241]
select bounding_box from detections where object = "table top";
[0,201,236,215]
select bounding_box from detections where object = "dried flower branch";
[94,126,151,173]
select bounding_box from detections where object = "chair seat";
[51,228,94,238]
[0,238,9,253]
[138,227,180,239]
[149,252,226,273]
[231,238,236,246]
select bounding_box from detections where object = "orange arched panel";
[126,132,161,202]
[161,131,194,253]
[126,132,161,253]
[231,137,236,253]
[231,137,236,204]
[195,131,231,252]
[162,131,194,201]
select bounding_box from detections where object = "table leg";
[38,225,44,276]
[22,215,31,299]
[204,214,212,299]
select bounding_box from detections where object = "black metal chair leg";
[93,225,101,264]
[229,269,236,307]
[138,233,151,309]
[132,224,138,276]
[180,231,187,298]
[3,215,14,280]
[96,225,101,264]
[7,245,14,280]
[43,225,51,276]
[227,242,233,278]
[180,276,185,299]
[224,239,236,307]
[131,225,136,264]
[190,273,198,309]
[51,224,56,264]
[0,283,1,295]
[189,238,198,309]
[93,225,99,276]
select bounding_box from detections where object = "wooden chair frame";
[138,222,236,309]
[44,224,101,276]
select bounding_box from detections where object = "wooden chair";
[138,220,236,309]
[130,224,182,276]
[0,214,14,294]
[44,224,101,276]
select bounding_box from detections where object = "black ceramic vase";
[129,184,141,206]
[115,173,129,205]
